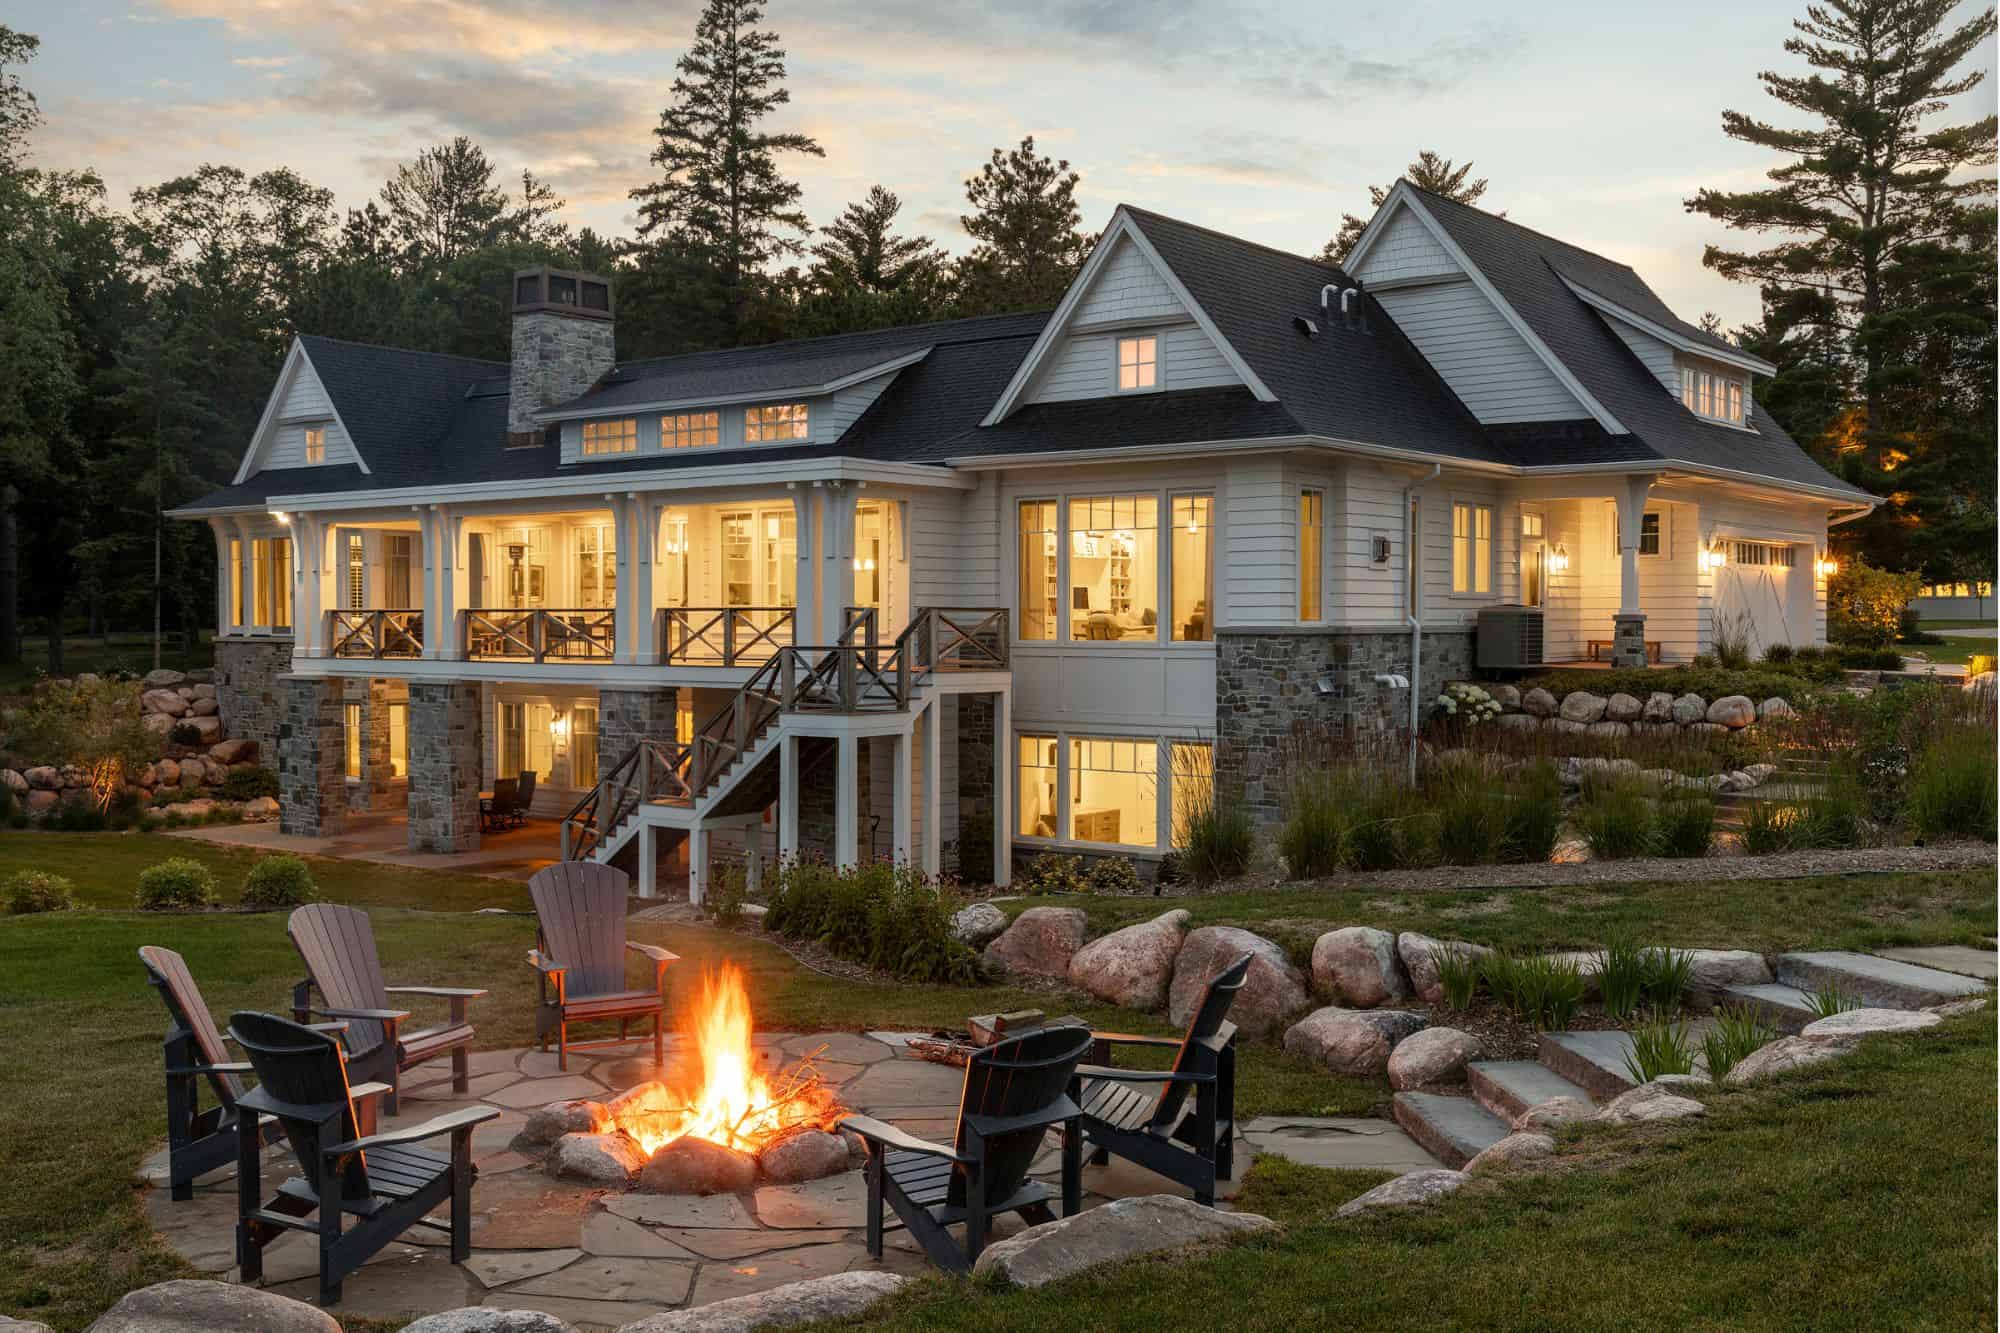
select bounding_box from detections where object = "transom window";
[303,424,326,464]
[582,418,637,455]
[1451,502,1493,595]
[1116,336,1158,391]
[1731,540,1795,568]
[745,403,809,442]
[1017,492,1213,644]
[1681,366,1747,425]
[662,411,720,449]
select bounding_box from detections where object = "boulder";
[1604,692,1643,723]
[1521,687,1558,718]
[183,715,225,743]
[1464,1131,1555,1177]
[405,1313,579,1333]
[23,789,57,815]
[140,668,188,689]
[142,713,177,738]
[1723,1036,1854,1085]
[548,1131,646,1187]
[1282,1007,1427,1077]
[983,906,1089,981]
[1799,1008,1941,1041]
[0,1318,53,1333]
[140,688,189,717]
[85,1280,338,1333]
[1675,949,1774,1009]
[1706,695,1756,728]
[23,766,58,790]
[1686,721,1728,736]
[186,668,216,684]
[970,1194,1276,1288]
[191,681,218,699]
[1586,720,1631,740]
[1490,683,1522,711]
[0,769,25,794]
[1927,997,1989,1018]
[242,796,280,821]
[756,1130,852,1185]
[1512,1096,1594,1131]
[1757,697,1796,721]
[1547,718,1588,737]
[1068,909,1189,1010]
[1397,932,1490,1005]
[1670,693,1707,725]
[1642,691,1676,723]
[175,686,197,701]
[637,1135,756,1195]
[1744,762,1777,784]
[1311,926,1411,1008]
[209,738,258,764]
[1592,1083,1706,1125]
[1495,713,1541,732]
[1386,1026,1482,1090]
[1558,691,1608,724]
[950,902,1009,948]
[1168,926,1309,1037]
[616,1274,908,1332]
[1335,1168,1467,1218]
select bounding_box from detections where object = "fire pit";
[514,963,858,1194]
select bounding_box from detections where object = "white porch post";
[778,733,800,864]
[418,505,442,658]
[232,516,256,631]
[291,515,320,656]
[636,820,657,900]
[612,492,655,665]
[208,518,232,635]
[992,689,1012,887]
[744,830,764,895]
[819,481,859,643]
[920,700,942,877]
[790,484,817,648]
[686,823,706,905]
[834,733,859,868]
[891,729,913,866]
[1612,476,1653,668]
[436,506,457,659]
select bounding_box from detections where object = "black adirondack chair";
[839,1024,1092,1274]
[228,1010,497,1307]
[1071,952,1248,1206]
[527,862,677,1071]
[480,777,520,833]
[511,770,537,826]
[288,903,485,1114]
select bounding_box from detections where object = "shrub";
[1641,946,1695,1010]
[1701,1005,1777,1080]
[952,811,994,885]
[222,766,280,801]
[1903,729,1998,843]
[1085,856,1143,894]
[1433,944,1482,1011]
[135,857,220,911]
[1483,949,1586,1030]
[1277,768,1346,879]
[1434,681,1503,729]
[0,675,155,772]
[1762,642,1795,665]
[1501,762,1564,864]
[1576,780,1657,860]
[45,796,110,832]
[1828,558,1922,648]
[1624,1009,1697,1083]
[1020,851,1087,894]
[1344,783,1436,871]
[239,854,318,910]
[1595,931,1647,1021]
[706,863,747,926]
[168,722,204,746]
[765,859,985,985]
[1433,771,1511,866]
[1176,785,1255,885]
[1969,653,1996,678]
[1656,791,1717,858]
[4,869,77,914]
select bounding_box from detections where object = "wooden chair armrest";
[964,1097,1080,1141]
[165,1060,255,1076]
[238,1085,345,1124]
[313,1005,412,1022]
[834,1114,967,1163]
[1088,1031,1183,1049]
[1074,1064,1209,1085]
[526,950,568,975]
[384,986,488,999]
[305,1021,350,1035]
[348,1081,394,1103]
[325,1105,499,1155]
[625,942,679,964]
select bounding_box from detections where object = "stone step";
[1774,950,1988,1010]
[1391,1091,1512,1170]
[1718,982,1818,1034]
[1536,1031,1640,1100]
[1466,1060,1594,1123]
[1876,945,1999,982]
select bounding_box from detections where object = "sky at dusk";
[13,0,1999,329]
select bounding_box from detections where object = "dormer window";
[663,411,720,450]
[1116,336,1158,391]
[303,424,326,464]
[1681,366,1747,425]
[582,418,637,455]
[745,403,809,443]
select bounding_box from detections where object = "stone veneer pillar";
[215,636,295,756]
[407,680,482,853]
[277,675,345,837]
[1611,613,1650,669]
[596,686,679,779]
[348,678,395,811]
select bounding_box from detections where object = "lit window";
[304,425,326,464]
[1726,380,1744,422]
[343,702,362,780]
[1683,366,1747,425]
[252,537,291,628]
[582,418,637,455]
[1018,501,1059,641]
[499,701,553,782]
[663,411,719,449]
[387,701,408,779]
[1069,495,1158,642]
[384,534,413,609]
[346,533,365,609]
[1169,741,1213,847]
[575,524,616,608]
[1451,502,1492,594]
[1116,336,1158,391]
[572,704,598,788]
[1298,489,1323,621]
[1069,736,1158,847]
[1018,734,1060,838]
[1521,511,1544,539]
[745,403,809,442]
[1170,494,1212,642]
[1639,512,1661,557]
[229,538,245,629]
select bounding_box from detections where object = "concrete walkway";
[140,1035,1438,1329]
[167,812,566,883]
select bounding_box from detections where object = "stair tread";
[1775,950,1988,1007]
[1467,1060,1593,1118]
[1392,1091,1512,1168]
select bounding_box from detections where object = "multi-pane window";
[384,534,414,609]
[499,701,553,782]
[581,418,637,455]
[252,537,291,628]
[1681,366,1747,425]
[1521,511,1544,539]
[346,533,366,609]
[1015,732,1212,852]
[1019,493,1211,644]
[343,702,362,780]
[1070,736,1158,847]
[571,705,599,788]
[1731,540,1795,568]
[745,403,809,442]
[1613,508,1666,557]
[1116,335,1158,391]
[1298,489,1323,621]
[662,411,720,449]
[1018,734,1059,838]
[1069,494,1157,639]
[1170,495,1212,642]
[575,524,616,607]
[1018,501,1059,641]
[1451,502,1492,594]
[387,701,408,779]
[304,425,326,464]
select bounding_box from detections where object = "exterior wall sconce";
[851,556,877,573]
[1548,544,1570,574]
[269,510,290,525]
[1815,556,1838,578]
[1702,544,1729,571]
[548,713,569,744]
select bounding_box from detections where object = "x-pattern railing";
[325,609,425,659]
[657,606,796,666]
[559,737,695,861]
[460,608,616,662]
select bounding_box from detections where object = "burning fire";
[604,963,843,1157]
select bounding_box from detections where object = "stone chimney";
[508,266,616,446]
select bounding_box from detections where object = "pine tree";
[1686,0,1997,576]
[812,186,943,294]
[628,0,822,344]
[1322,151,1494,263]
[381,138,564,269]
[956,136,1093,315]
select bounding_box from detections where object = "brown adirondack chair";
[839,1024,1092,1274]
[288,903,485,1114]
[229,1010,496,1307]
[526,862,677,1070]
[1072,952,1248,1206]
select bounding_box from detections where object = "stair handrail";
[559,736,694,860]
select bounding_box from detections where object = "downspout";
[1402,463,1441,784]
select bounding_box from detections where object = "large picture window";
[1170,495,1211,642]
[498,701,553,783]
[1018,490,1212,644]
[1070,736,1158,847]
[1014,732,1213,853]
[1069,494,1157,641]
[1018,501,1058,641]
[575,523,616,608]
[1298,489,1323,621]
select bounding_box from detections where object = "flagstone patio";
[138,1033,1441,1329]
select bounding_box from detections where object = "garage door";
[1714,541,1803,654]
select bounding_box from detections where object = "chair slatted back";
[528,862,630,997]
[1149,952,1250,1131]
[289,904,391,1057]
[948,1025,1093,1209]
[139,945,246,1106]
[229,1010,370,1201]
[491,777,519,818]
[515,770,537,811]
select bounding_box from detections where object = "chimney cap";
[513,266,614,321]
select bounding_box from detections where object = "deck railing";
[325,609,424,659]
[656,606,796,666]
[459,608,616,662]
[559,737,694,860]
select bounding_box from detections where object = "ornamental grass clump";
[1482,949,1587,1030]
[1701,1005,1777,1080]
[1501,761,1564,864]
[1624,1009,1698,1083]
[1656,790,1717,858]
[1640,946,1695,1010]
[239,854,318,910]
[1576,779,1658,860]
[765,858,986,985]
[1344,783,1435,871]
[135,857,220,911]
[1595,931,1648,1021]
[1804,978,1861,1019]
[4,869,77,915]
[1903,728,1998,843]
[1173,757,1254,885]
[1433,768,1511,866]
[1277,767,1347,879]
[1432,943,1483,1011]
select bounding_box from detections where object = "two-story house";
[172,184,1875,896]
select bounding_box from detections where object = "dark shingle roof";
[1408,188,1873,501]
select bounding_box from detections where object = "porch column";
[406,679,482,853]
[636,821,657,900]
[418,506,444,659]
[208,518,232,636]
[232,516,256,631]
[778,733,800,863]
[292,515,324,657]
[834,733,859,868]
[891,730,913,866]
[687,824,708,906]
[1612,476,1652,669]
[628,494,658,664]
[819,481,859,643]
[991,689,1012,887]
[920,700,942,877]
[277,675,346,837]
[790,485,817,649]
[437,507,459,660]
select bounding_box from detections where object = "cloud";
[231,55,296,69]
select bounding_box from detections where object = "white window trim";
[1113,333,1163,395]
[660,410,721,451]
[1613,505,1672,561]
[1013,729,1209,856]
[1447,497,1498,599]
[303,423,327,465]
[744,402,813,444]
[1679,362,1755,431]
[580,418,639,456]
[1009,486,1216,649]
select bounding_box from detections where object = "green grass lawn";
[1902,635,1997,667]
[0,832,1992,1330]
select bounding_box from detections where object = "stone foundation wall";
[951,693,997,876]
[347,678,399,812]
[215,636,294,755]
[1216,627,1473,826]
[796,737,871,864]
[407,681,482,853]
[277,675,344,837]
[597,686,679,780]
